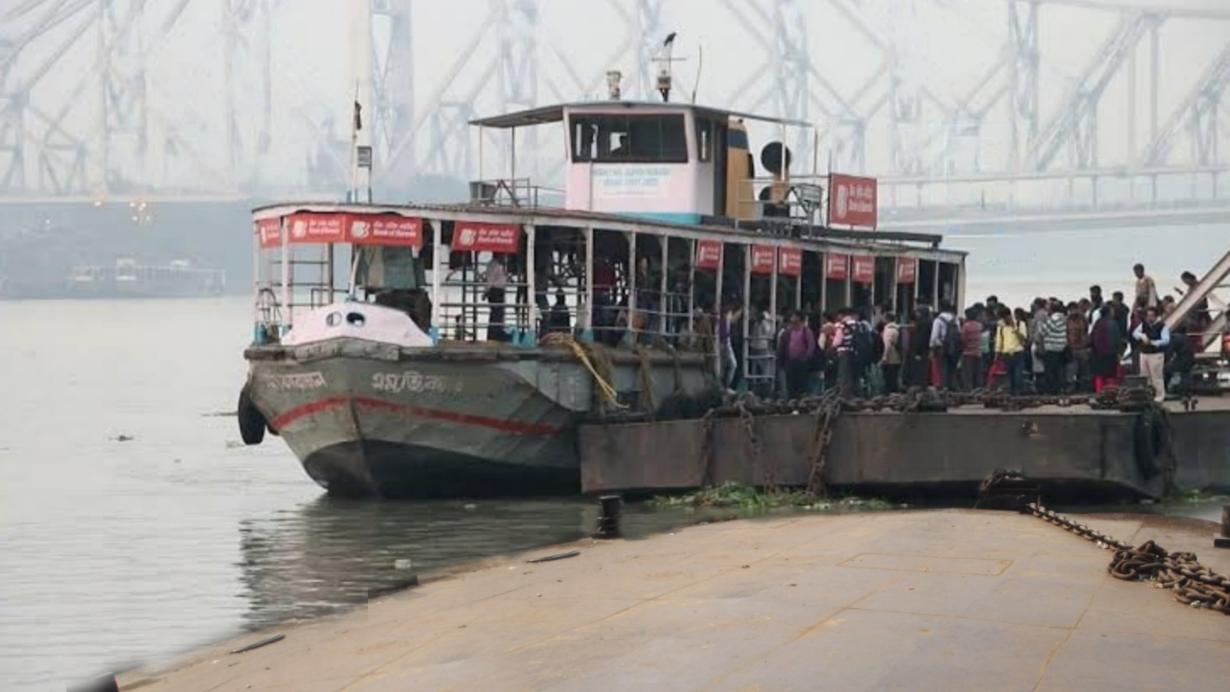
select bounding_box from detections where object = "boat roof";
[251,201,965,260]
[469,101,814,129]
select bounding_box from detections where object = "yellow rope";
[540,333,626,410]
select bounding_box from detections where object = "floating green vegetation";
[1170,489,1230,504]
[647,482,904,513]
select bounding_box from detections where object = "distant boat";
[64,258,226,298]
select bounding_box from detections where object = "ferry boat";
[237,74,966,497]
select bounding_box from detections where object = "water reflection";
[235,497,736,630]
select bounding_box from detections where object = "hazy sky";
[4,0,1229,194]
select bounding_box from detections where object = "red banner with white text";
[825,253,848,280]
[895,257,917,284]
[827,173,878,228]
[778,247,802,277]
[258,212,423,248]
[750,245,776,275]
[451,221,522,254]
[851,255,875,284]
[695,239,722,270]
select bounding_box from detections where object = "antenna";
[691,44,703,104]
[652,32,682,102]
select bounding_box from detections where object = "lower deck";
[580,397,1230,499]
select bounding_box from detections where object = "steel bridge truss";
[0,0,1228,211]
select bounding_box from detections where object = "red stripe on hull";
[271,395,349,429]
[270,395,564,436]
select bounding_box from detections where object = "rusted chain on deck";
[1023,501,1230,616]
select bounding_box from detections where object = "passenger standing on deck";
[779,310,815,398]
[959,307,983,391]
[719,304,740,390]
[1037,302,1069,395]
[929,302,960,391]
[994,306,1027,394]
[908,306,934,389]
[483,255,508,342]
[1132,306,1170,402]
[1134,263,1159,309]
[818,313,839,392]
[881,313,902,394]
[1088,285,1104,322]
[1066,304,1091,392]
[835,309,861,397]
[1090,306,1123,392]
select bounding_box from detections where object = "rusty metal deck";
[579,400,1230,498]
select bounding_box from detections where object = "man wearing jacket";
[1132,306,1171,402]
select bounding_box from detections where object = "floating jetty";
[118,509,1230,690]
[580,395,1230,500]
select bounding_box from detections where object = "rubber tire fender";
[238,384,266,446]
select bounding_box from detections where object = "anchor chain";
[1023,501,1230,616]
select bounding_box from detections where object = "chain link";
[1024,501,1230,616]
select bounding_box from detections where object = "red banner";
[348,214,422,248]
[695,239,722,270]
[828,173,878,228]
[895,257,917,284]
[852,255,875,284]
[451,221,521,254]
[288,212,347,244]
[778,247,802,277]
[256,218,282,249]
[259,212,424,248]
[750,245,776,275]
[825,253,848,280]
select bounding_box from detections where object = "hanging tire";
[238,385,266,446]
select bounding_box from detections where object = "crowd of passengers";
[720,263,1212,403]
[477,253,1214,403]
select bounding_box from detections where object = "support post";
[769,246,778,389]
[251,221,260,341]
[628,231,637,341]
[583,225,594,341]
[430,219,443,341]
[688,239,695,334]
[714,243,724,380]
[742,244,752,388]
[280,215,291,333]
[820,251,828,312]
[526,223,537,345]
[660,235,668,340]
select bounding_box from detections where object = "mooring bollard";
[594,495,622,539]
[1215,505,1230,549]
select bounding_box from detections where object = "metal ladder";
[1164,249,1230,352]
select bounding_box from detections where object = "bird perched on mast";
[657,32,677,102]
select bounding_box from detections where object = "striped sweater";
[1037,312,1069,353]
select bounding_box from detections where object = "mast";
[351,1,374,203]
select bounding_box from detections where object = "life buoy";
[237,385,266,445]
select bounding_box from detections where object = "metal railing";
[468,178,565,208]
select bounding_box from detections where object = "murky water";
[0,298,718,690]
[0,293,1224,690]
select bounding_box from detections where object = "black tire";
[238,385,266,446]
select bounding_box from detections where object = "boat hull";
[245,338,716,497]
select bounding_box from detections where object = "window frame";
[569,113,690,164]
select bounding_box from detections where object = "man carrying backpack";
[778,310,815,398]
[930,301,961,391]
[835,308,866,397]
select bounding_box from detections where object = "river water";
[2,230,1227,690]
[0,298,726,689]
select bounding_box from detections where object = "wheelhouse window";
[570,114,688,163]
[696,118,713,162]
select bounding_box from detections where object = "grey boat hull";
[245,338,716,497]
